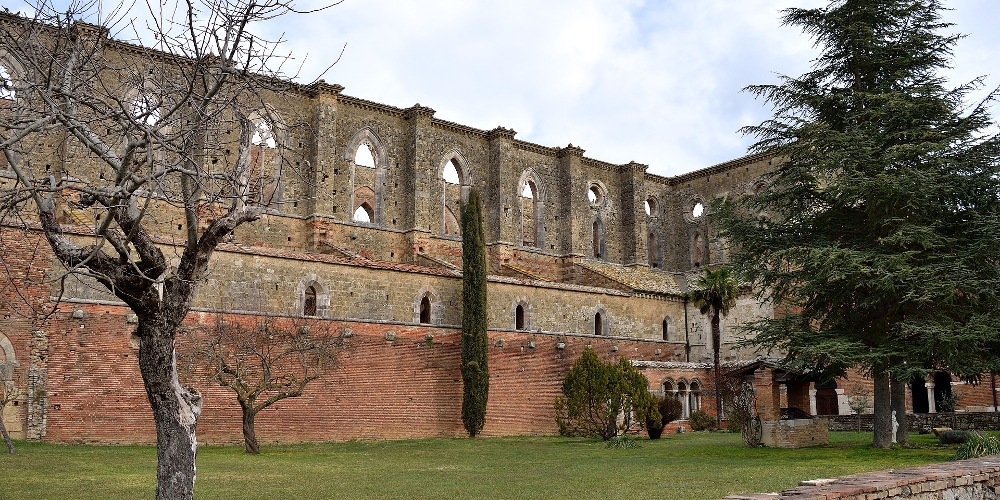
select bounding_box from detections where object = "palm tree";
[689,267,739,429]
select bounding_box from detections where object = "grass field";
[0,432,956,500]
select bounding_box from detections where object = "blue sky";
[18,0,1000,177]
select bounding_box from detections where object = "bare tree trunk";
[0,414,15,454]
[872,371,892,449]
[712,311,723,429]
[242,407,260,455]
[139,323,202,500]
[890,373,909,446]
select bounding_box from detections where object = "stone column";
[836,388,848,415]
[926,382,936,413]
[682,390,691,418]
[556,145,585,256]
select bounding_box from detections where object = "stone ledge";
[722,457,1000,499]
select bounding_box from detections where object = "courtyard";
[0,432,955,499]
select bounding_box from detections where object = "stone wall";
[829,412,1000,432]
[761,418,829,448]
[724,456,1000,500]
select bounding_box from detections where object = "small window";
[662,319,669,341]
[355,143,376,168]
[304,286,317,316]
[419,296,431,324]
[595,312,603,336]
[515,305,525,330]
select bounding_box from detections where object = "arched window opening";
[443,159,461,184]
[662,318,669,341]
[677,381,689,418]
[592,221,601,258]
[242,112,282,206]
[588,184,604,205]
[690,381,702,413]
[515,305,525,330]
[692,233,704,267]
[645,197,657,216]
[131,94,161,126]
[419,296,431,324]
[648,232,659,268]
[353,202,373,223]
[594,312,603,336]
[354,143,376,168]
[521,180,538,247]
[0,65,13,100]
[303,286,317,316]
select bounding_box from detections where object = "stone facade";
[0,17,984,445]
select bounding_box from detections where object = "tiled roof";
[578,260,682,295]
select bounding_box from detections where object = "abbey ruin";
[0,13,992,445]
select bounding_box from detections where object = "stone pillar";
[307,81,343,219]
[809,386,818,416]
[836,388,849,415]
[786,381,810,413]
[403,104,436,231]
[926,382,936,413]
[753,370,781,421]
[682,390,691,418]
[618,161,648,266]
[486,127,517,246]
[557,145,585,257]
[25,328,48,441]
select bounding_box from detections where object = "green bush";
[954,432,1000,460]
[554,349,658,441]
[646,397,684,440]
[688,410,715,431]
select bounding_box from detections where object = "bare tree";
[0,1,331,497]
[183,313,342,454]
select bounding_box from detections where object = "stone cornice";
[338,95,405,117]
[668,151,774,186]
[486,126,517,141]
[403,103,436,120]
[557,144,586,158]
[431,118,488,138]
[512,140,557,156]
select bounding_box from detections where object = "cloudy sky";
[22,0,1000,177]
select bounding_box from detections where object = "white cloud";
[24,0,1000,176]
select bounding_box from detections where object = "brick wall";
[32,305,686,445]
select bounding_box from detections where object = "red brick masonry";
[724,456,1000,499]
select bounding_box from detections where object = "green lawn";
[0,432,955,500]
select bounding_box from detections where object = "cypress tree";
[718,0,1000,448]
[460,189,489,437]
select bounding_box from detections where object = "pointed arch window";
[662,318,670,341]
[354,143,376,168]
[595,312,603,336]
[518,174,545,248]
[303,286,317,316]
[419,296,432,324]
[353,202,373,223]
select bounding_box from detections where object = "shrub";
[688,410,715,431]
[659,397,684,424]
[939,429,969,444]
[955,432,1000,460]
[646,396,684,440]
[554,349,658,440]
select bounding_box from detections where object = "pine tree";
[461,189,490,437]
[718,0,1000,448]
